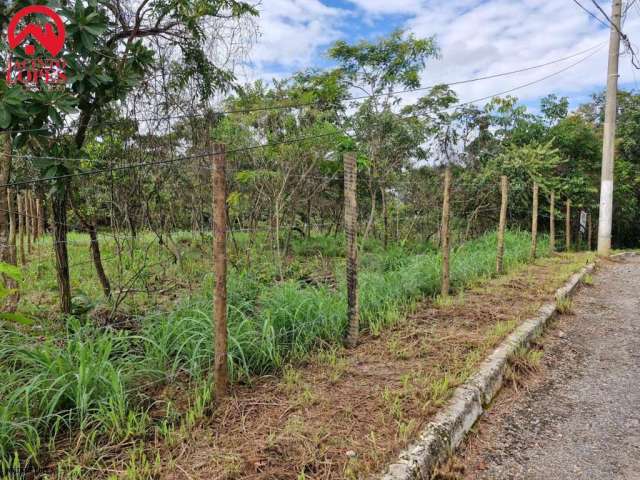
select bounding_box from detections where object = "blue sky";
[241,0,639,111]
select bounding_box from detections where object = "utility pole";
[597,0,622,256]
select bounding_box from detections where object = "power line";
[2,42,606,135]
[571,0,611,28]
[589,0,640,68]
[1,46,604,188]
[440,45,604,111]
[0,132,346,188]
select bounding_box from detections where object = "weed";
[316,348,348,383]
[397,419,418,443]
[485,319,517,347]
[557,297,574,314]
[426,374,454,407]
[381,387,403,420]
[507,345,544,389]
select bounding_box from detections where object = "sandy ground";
[457,255,640,480]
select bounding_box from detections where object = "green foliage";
[0,263,32,326]
[0,230,541,467]
[0,321,145,469]
[328,29,439,93]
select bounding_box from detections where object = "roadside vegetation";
[1,0,639,477]
[1,230,547,470]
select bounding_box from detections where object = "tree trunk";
[88,224,111,298]
[362,175,376,243]
[0,132,11,264]
[52,189,72,314]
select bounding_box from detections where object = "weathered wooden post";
[496,175,508,274]
[26,191,32,253]
[530,182,539,260]
[587,212,593,251]
[566,199,572,251]
[0,132,10,265]
[7,189,16,265]
[17,193,25,265]
[36,198,45,237]
[211,142,228,400]
[441,166,452,297]
[344,152,360,347]
[549,191,556,253]
[29,192,37,243]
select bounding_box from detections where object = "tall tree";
[328,29,439,242]
[2,0,257,313]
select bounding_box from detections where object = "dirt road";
[459,255,640,480]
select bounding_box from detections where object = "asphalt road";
[461,255,640,480]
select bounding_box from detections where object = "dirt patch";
[98,253,593,479]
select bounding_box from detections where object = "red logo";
[5,6,67,86]
[8,6,66,57]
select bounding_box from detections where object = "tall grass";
[0,229,546,468]
[0,321,146,470]
[141,230,544,381]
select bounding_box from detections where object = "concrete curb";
[381,262,597,480]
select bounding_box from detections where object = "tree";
[328,29,439,243]
[2,0,257,313]
[540,94,569,126]
[577,90,640,247]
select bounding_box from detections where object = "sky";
[240,0,640,111]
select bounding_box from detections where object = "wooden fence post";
[30,192,37,242]
[26,191,32,254]
[587,212,593,251]
[7,189,16,265]
[211,142,228,400]
[344,152,360,347]
[496,175,508,274]
[549,191,556,253]
[17,193,25,265]
[0,132,10,265]
[36,198,44,237]
[530,182,539,260]
[566,199,572,251]
[441,166,452,297]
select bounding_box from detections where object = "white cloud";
[391,0,638,106]
[343,0,423,15]
[241,0,640,107]
[240,0,347,82]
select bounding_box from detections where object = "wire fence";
[0,45,603,472]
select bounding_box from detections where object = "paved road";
[462,255,640,480]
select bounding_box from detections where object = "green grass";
[0,229,548,471]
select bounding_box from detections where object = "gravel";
[461,255,640,480]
